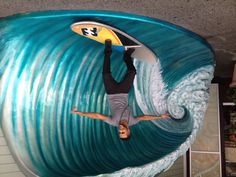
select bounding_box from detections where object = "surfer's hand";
[71,108,77,113]
[161,113,170,119]
[71,109,86,116]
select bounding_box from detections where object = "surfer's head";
[118,120,130,140]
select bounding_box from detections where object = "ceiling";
[0,0,235,77]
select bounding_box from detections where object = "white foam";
[99,65,214,177]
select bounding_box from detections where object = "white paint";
[223,102,235,106]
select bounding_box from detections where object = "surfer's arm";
[136,113,170,121]
[71,109,109,121]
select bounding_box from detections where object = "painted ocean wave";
[0,11,214,177]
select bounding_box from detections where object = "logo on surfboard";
[81,27,98,37]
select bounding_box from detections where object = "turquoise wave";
[0,11,214,177]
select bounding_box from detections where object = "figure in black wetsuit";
[72,39,170,140]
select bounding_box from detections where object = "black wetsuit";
[102,49,136,94]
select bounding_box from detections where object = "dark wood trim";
[212,77,232,177]
[186,150,190,177]
[219,84,227,177]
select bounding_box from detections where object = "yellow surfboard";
[70,21,141,49]
[71,23,123,46]
[71,21,157,64]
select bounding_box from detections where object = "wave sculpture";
[0,11,214,177]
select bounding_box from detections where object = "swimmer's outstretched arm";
[71,108,109,120]
[136,113,170,121]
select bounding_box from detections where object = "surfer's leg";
[103,39,119,94]
[124,48,136,72]
[103,39,112,74]
[103,74,120,94]
[117,49,136,93]
[118,70,136,93]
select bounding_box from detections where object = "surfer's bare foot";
[105,39,112,55]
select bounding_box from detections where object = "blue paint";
[0,10,214,177]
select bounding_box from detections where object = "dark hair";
[119,120,129,127]
[118,121,131,141]
[120,133,131,141]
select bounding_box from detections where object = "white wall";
[190,84,222,177]
[158,156,184,177]
[0,128,26,177]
